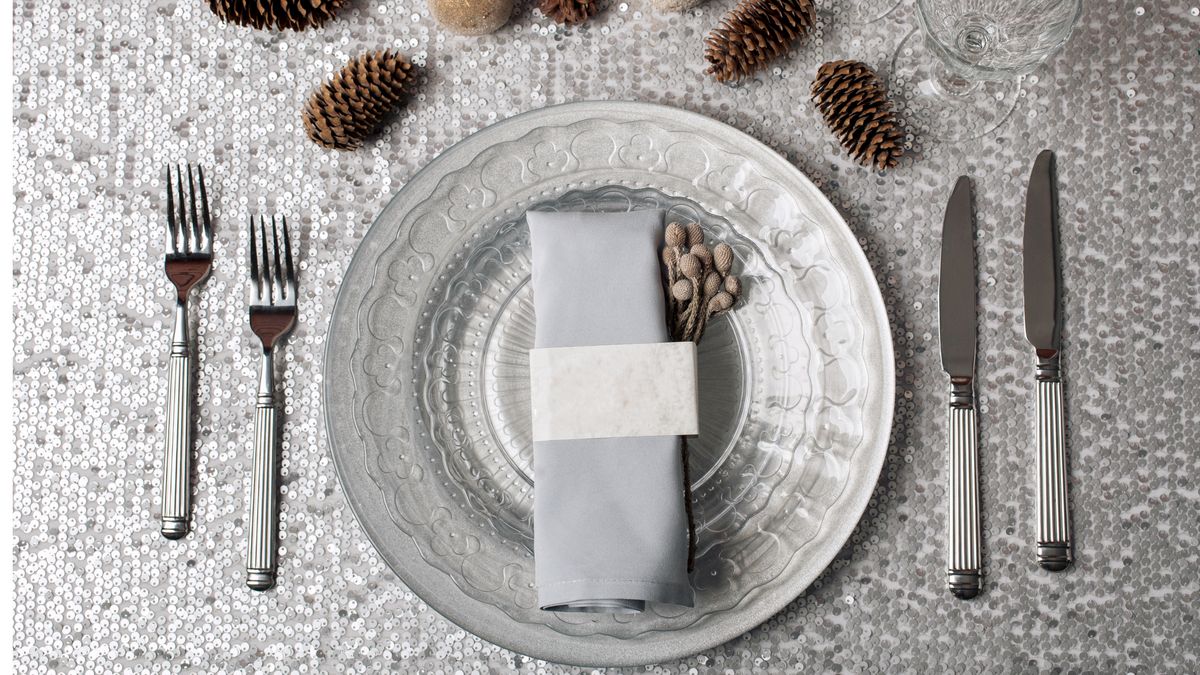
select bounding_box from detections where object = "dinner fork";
[161,163,212,540]
[246,214,298,591]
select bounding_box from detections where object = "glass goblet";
[890,0,1083,142]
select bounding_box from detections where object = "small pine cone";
[538,0,599,24]
[205,0,347,30]
[704,0,815,83]
[302,51,416,151]
[811,60,905,170]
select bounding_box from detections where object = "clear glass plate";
[324,102,894,667]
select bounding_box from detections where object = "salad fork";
[161,163,212,540]
[246,215,298,591]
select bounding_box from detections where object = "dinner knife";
[939,176,982,599]
[1023,149,1073,571]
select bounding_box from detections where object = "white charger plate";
[324,101,894,667]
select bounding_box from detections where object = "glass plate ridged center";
[414,186,786,551]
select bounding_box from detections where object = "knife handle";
[947,378,982,599]
[1035,353,1072,571]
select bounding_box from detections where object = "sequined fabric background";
[12,0,1199,671]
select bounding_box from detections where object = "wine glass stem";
[919,61,982,98]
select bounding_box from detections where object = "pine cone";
[704,0,815,83]
[205,0,347,30]
[811,60,905,170]
[302,51,416,151]
[538,0,599,24]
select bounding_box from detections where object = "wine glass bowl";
[918,0,1083,82]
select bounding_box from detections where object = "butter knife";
[939,176,982,599]
[1023,149,1073,571]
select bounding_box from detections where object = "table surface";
[13,0,1199,671]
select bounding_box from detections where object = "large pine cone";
[205,0,347,31]
[811,60,905,170]
[302,51,416,151]
[704,0,815,83]
[538,0,599,24]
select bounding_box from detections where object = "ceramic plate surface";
[324,101,894,667]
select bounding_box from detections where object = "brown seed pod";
[430,0,514,35]
[665,222,687,248]
[690,244,713,269]
[708,291,735,314]
[713,243,734,274]
[538,0,599,24]
[685,222,705,247]
[704,271,723,298]
[671,278,694,302]
[724,275,742,298]
[663,246,680,315]
[678,253,702,280]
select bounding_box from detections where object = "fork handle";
[247,350,280,590]
[161,301,193,539]
[1035,353,1072,571]
[947,377,982,599]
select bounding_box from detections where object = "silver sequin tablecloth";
[13,0,1200,671]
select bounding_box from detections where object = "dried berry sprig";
[662,224,742,343]
[661,223,743,573]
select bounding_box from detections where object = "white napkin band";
[529,342,699,442]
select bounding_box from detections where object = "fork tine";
[271,216,284,302]
[176,163,190,252]
[186,164,201,251]
[165,165,179,254]
[197,165,212,252]
[259,215,273,304]
[281,215,296,290]
[249,215,259,300]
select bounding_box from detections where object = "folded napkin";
[528,209,694,613]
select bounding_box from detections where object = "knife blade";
[940,176,977,380]
[1024,150,1061,351]
[1023,149,1073,571]
[938,175,982,599]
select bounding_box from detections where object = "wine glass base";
[888,27,1021,144]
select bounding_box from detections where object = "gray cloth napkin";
[527,209,694,613]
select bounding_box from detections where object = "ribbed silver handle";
[1036,357,1072,571]
[947,380,982,599]
[247,351,279,591]
[161,302,192,539]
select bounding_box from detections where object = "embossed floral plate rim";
[324,101,894,667]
